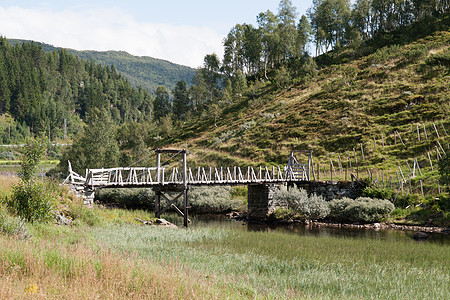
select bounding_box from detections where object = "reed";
[0,227,236,299]
[95,225,450,299]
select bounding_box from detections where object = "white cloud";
[0,6,224,68]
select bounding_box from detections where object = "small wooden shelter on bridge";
[64,149,313,226]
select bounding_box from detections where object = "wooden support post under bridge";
[153,149,190,227]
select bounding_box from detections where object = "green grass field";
[1,210,448,299]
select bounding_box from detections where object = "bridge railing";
[67,163,309,188]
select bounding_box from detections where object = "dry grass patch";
[0,233,229,299]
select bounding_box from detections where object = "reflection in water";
[176,214,450,244]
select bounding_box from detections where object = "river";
[166,213,450,244]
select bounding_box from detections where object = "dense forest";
[8,39,196,93]
[0,37,152,143]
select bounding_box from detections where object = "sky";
[0,0,314,68]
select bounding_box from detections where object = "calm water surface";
[168,214,450,244]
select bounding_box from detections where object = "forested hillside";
[0,38,152,143]
[8,39,196,92]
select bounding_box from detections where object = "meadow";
[1,207,449,299]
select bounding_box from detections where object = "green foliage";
[0,151,15,160]
[9,180,57,223]
[438,154,449,190]
[273,185,330,220]
[153,86,172,120]
[0,205,29,238]
[19,136,47,183]
[59,108,120,174]
[68,202,102,227]
[426,50,450,67]
[8,136,57,223]
[369,45,402,64]
[328,197,395,223]
[362,186,394,200]
[97,188,155,209]
[435,194,450,212]
[395,194,420,209]
[1,38,153,142]
[189,186,242,213]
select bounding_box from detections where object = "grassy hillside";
[8,39,195,92]
[164,20,449,199]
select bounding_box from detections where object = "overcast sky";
[0,0,314,68]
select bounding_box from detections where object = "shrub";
[96,188,155,209]
[9,181,57,223]
[68,202,102,226]
[0,151,15,160]
[362,186,394,201]
[273,186,330,220]
[426,51,450,67]
[404,45,428,63]
[439,154,449,190]
[328,197,394,223]
[0,205,29,238]
[189,186,242,213]
[96,186,243,213]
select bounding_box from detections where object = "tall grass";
[0,226,239,299]
[95,225,450,299]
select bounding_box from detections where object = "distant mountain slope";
[72,50,196,92]
[8,39,196,92]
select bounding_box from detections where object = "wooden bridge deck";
[65,164,309,189]
[63,149,313,190]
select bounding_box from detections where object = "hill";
[159,16,449,200]
[8,39,195,92]
[0,38,153,144]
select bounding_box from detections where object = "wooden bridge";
[64,149,313,226]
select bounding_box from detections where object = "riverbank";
[227,211,449,234]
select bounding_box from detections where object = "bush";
[96,188,155,209]
[328,197,394,223]
[68,202,102,226]
[426,51,450,67]
[273,186,330,220]
[0,151,15,160]
[0,205,29,238]
[9,181,57,223]
[362,186,394,200]
[439,154,449,190]
[97,186,243,213]
[189,186,242,213]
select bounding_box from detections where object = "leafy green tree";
[189,72,210,112]
[277,0,299,61]
[201,54,221,103]
[222,24,246,77]
[309,0,351,54]
[153,85,172,120]
[257,10,281,78]
[172,80,191,120]
[19,135,47,183]
[232,71,248,98]
[352,0,372,40]
[296,15,312,54]
[60,108,120,174]
[242,24,263,75]
[116,121,150,166]
[10,135,57,223]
